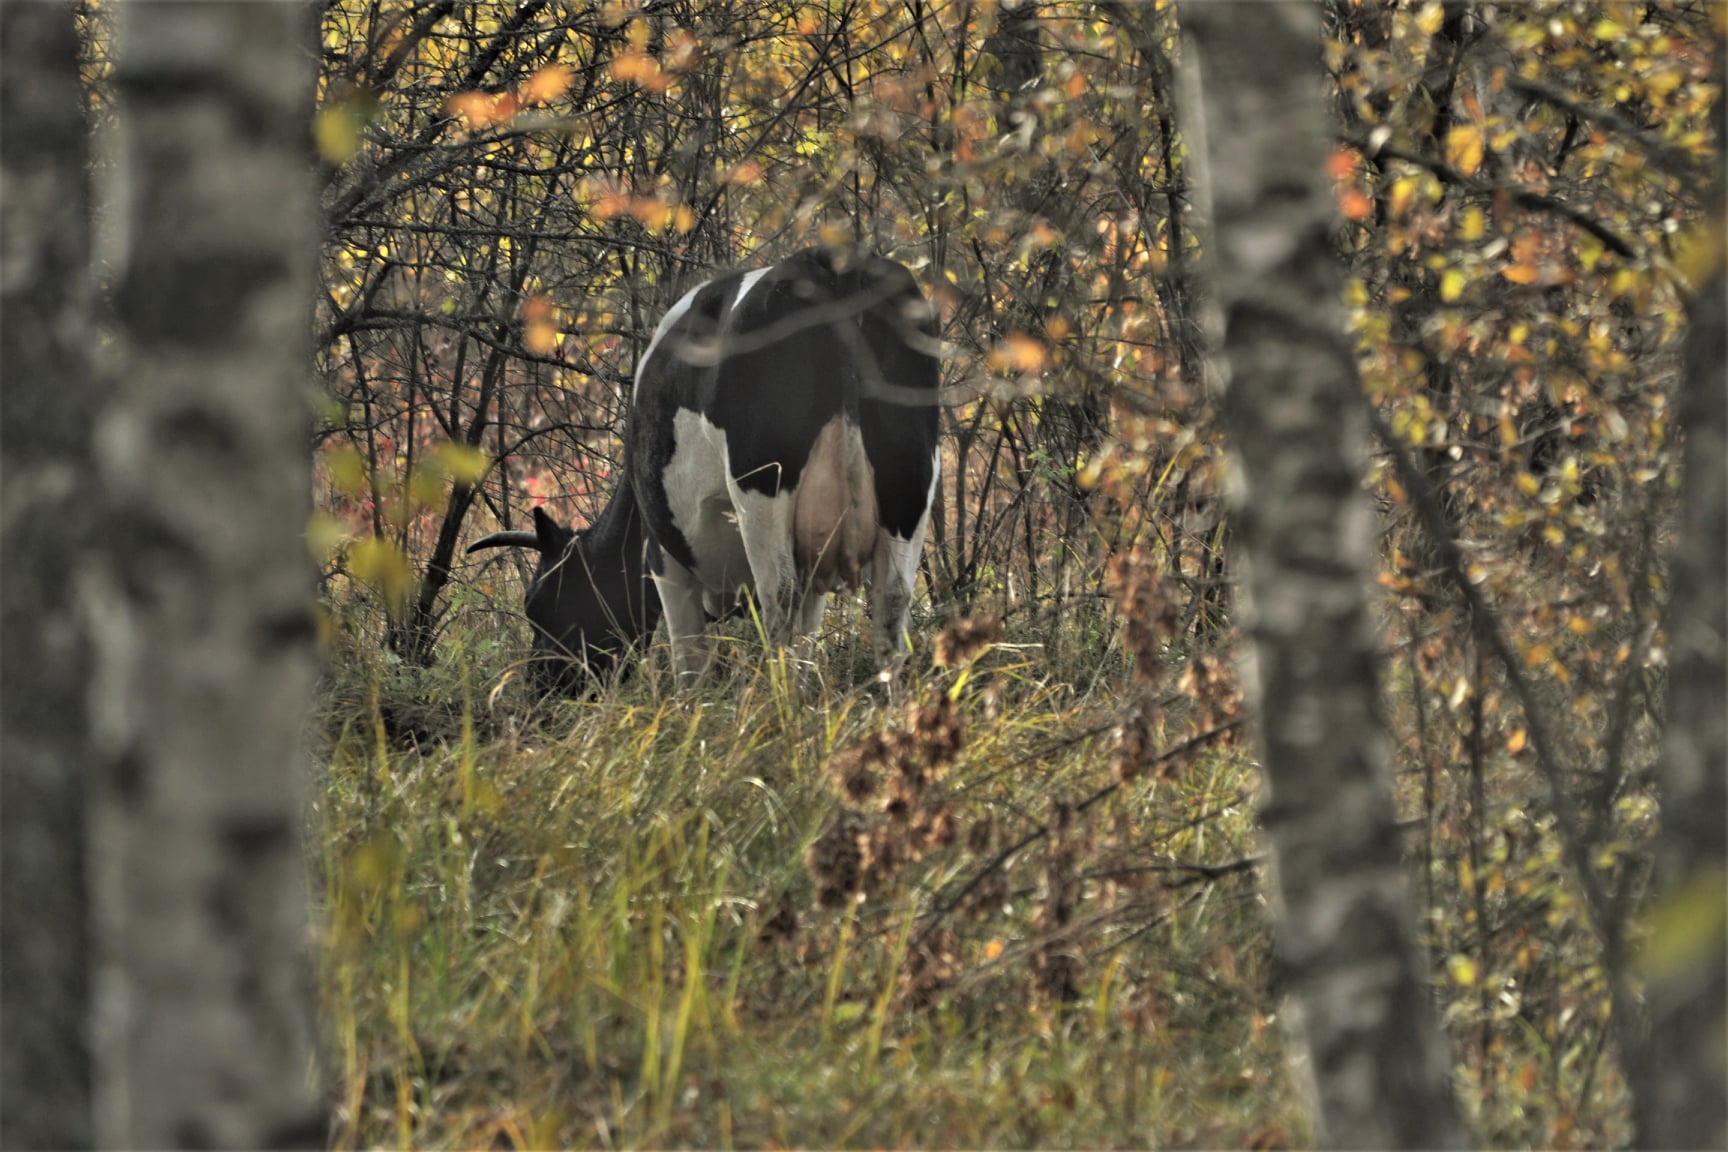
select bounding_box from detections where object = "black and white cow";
[468,247,942,690]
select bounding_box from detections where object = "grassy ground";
[311,593,1306,1149]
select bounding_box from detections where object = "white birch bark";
[1646,262,1727,1150]
[1179,4,1465,1146]
[88,4,325,1145]
[1,3,97,1143]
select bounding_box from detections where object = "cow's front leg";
[653,552,712,688]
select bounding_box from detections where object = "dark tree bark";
[0,2,97,1146]
[1645,260,1727,1150]
[1179,3,1465,1146]
[85,3,326,1145]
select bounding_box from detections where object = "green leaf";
[1640,866,1728,982]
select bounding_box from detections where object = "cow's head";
[467,505,660,691]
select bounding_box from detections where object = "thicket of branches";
[314,0,1209,670]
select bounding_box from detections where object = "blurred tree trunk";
[1179,4,1464,1147]
[84,3,326,1145]
[1645,256,1727,1150]
[0,2,96,1146]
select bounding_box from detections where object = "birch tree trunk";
[1179,4,1464,1146]
[1645,260,1727,1150]
[87,4,325,1145]
[0,2,96,1144]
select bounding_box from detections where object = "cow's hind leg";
[729,478,803,647]
[654,552,712,688]
[869,517,929,674]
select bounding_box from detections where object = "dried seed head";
[861,825,904,892]
[805,810,866,909]
[960,866,1011,921]
[827,740,882,805]
[883,776,916,822]
[934,614,1003,668]
[757,891,798,945]
[1109,552,1180,686]
[910,806,958,857]
[1179,650,1244,731]
[898,928,959,1012]
[1110,698,1162,783]
[1032,947,1082,1004]
[967,812,997,856]
[909,695,964,774]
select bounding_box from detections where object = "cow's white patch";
[634,268,773,398]
[653,549,712,686]
[635,280,708,396]
[733,266,773,310]
[729,481,801,643]
[663,408,752,604]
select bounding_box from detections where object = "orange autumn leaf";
[1325,146,1359,180]
[447,90,518,129]
[524,320,559,356]
[1502,264,1541,285]
[724,159,766,186]
[987,333,1046,375]
[522,296,559,356]
[609,51,669,93]
[520,63,574,105]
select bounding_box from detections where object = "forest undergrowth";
[311,551,1644,1148]
[312,582,1306,1150]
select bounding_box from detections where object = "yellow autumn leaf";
[1460,206,1486,242]
[433,441,490,485]
[1507,727,1528,754]
[407,463,447,510]
[1447,954,1478,987]
[1445,124,1485,177]
[305,512,348,564]
[347,537,415,617]
[1388,174,1420,218]
[1640,867,1728,982]
[325,445,369,495]
[314,101,366,165]
[1440,268,1467,303]
[1674,219,1725,287]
